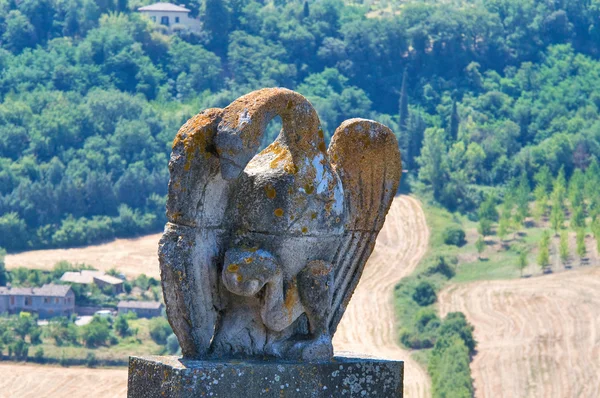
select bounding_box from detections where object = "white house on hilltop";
[138,2,201,33]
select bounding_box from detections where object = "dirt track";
[1,196,431,397]
[5,234,162,278]
[333,195,431,398]
[439,267,600,398]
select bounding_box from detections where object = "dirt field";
[439,267,600,398]
[0,363,128,398]
[5,234,162,278]
[333,195,431,398]
[1,195,431,397]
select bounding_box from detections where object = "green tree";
[478,219,492,237]
[550,192,565,234]
[2,11,36,53]
[0,249,7,286]
[576,229,587,264]
[149,317,173,345]
[518,250,528,277]
[538,230,551,272]
[202,0,230,55]
[417,128,448,201]
[399,68,409,133]
[571,205,586,230]
[114,315,130,337]
[478,194,498,222]
[81,316,111,347]
[534,165,553,195]
[558,230,569,268]
[449,100,459,141]
[514,173,530,228]
[498,214,510,243]
[475,236,485,260]
[533,185,548,223]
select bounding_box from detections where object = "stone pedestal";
[127,355,403,397]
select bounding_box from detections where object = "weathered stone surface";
[159,88,402,361]
[128,355,403,397]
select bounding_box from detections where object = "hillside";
[438,266,600,397]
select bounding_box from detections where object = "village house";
[60,270,124,295]
[0,284,75,319]
[117,301,163,318]
[137,2,201,33]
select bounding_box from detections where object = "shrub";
[29,327,42,345]
[34,347,44,361]
[428,335,473,398]
[412,281,437,306]
[166,333,180,355]
[85,352,97,368]
[114,315,130,337]
[425,256,456,279]
[438,312,476,354]
[149,317,173,345]
[10,339,29,360]
[81,316,111,347]
[442,225,466,247]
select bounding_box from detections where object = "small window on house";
[44,297,50,304]
[55,298,59,304]
[25,297,32,306]
[175,17,180,23]
[10,297,15,305]
[161,16,169,26]
[151,16,156,22]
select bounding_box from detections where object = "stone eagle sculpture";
[159,88,401,361]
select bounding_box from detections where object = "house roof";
[138,2,190,12]
[118,300,163,310]
[0,284,72,297]
[61,270,123,285]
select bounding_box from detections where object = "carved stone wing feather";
[326,119,402,335]
[159,108,233,358]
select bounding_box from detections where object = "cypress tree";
[449,100,459,141]
[202,0,230,55]
[399,68,409,132]
[303,1,310,18]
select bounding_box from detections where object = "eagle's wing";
[159,108,230,358]
[327,119,402,335]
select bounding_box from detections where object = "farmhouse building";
[137,2,201,33]
[60,270,124,294]
[0,284,75,318]
[117,301,163,318]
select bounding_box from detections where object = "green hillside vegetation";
[2,0,600,251]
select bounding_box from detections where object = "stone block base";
[128,355,403,397]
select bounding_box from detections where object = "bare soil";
[5,234,162,278]
[333,195,431,398]
[0,363,128,398]
[438,266,600,398]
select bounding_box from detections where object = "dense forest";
[2,0,600,253]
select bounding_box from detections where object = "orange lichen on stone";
[318,141,327,153]
[265,185,276,199]
[172,111,221,172]
[304,183,314,194]
[236,274,243,282]
[311,212,317,220]
[274,208,284,217]
[244,257,253,264]
[301,226,308,234]
[227,264,239,273]
[284,282,298,314]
